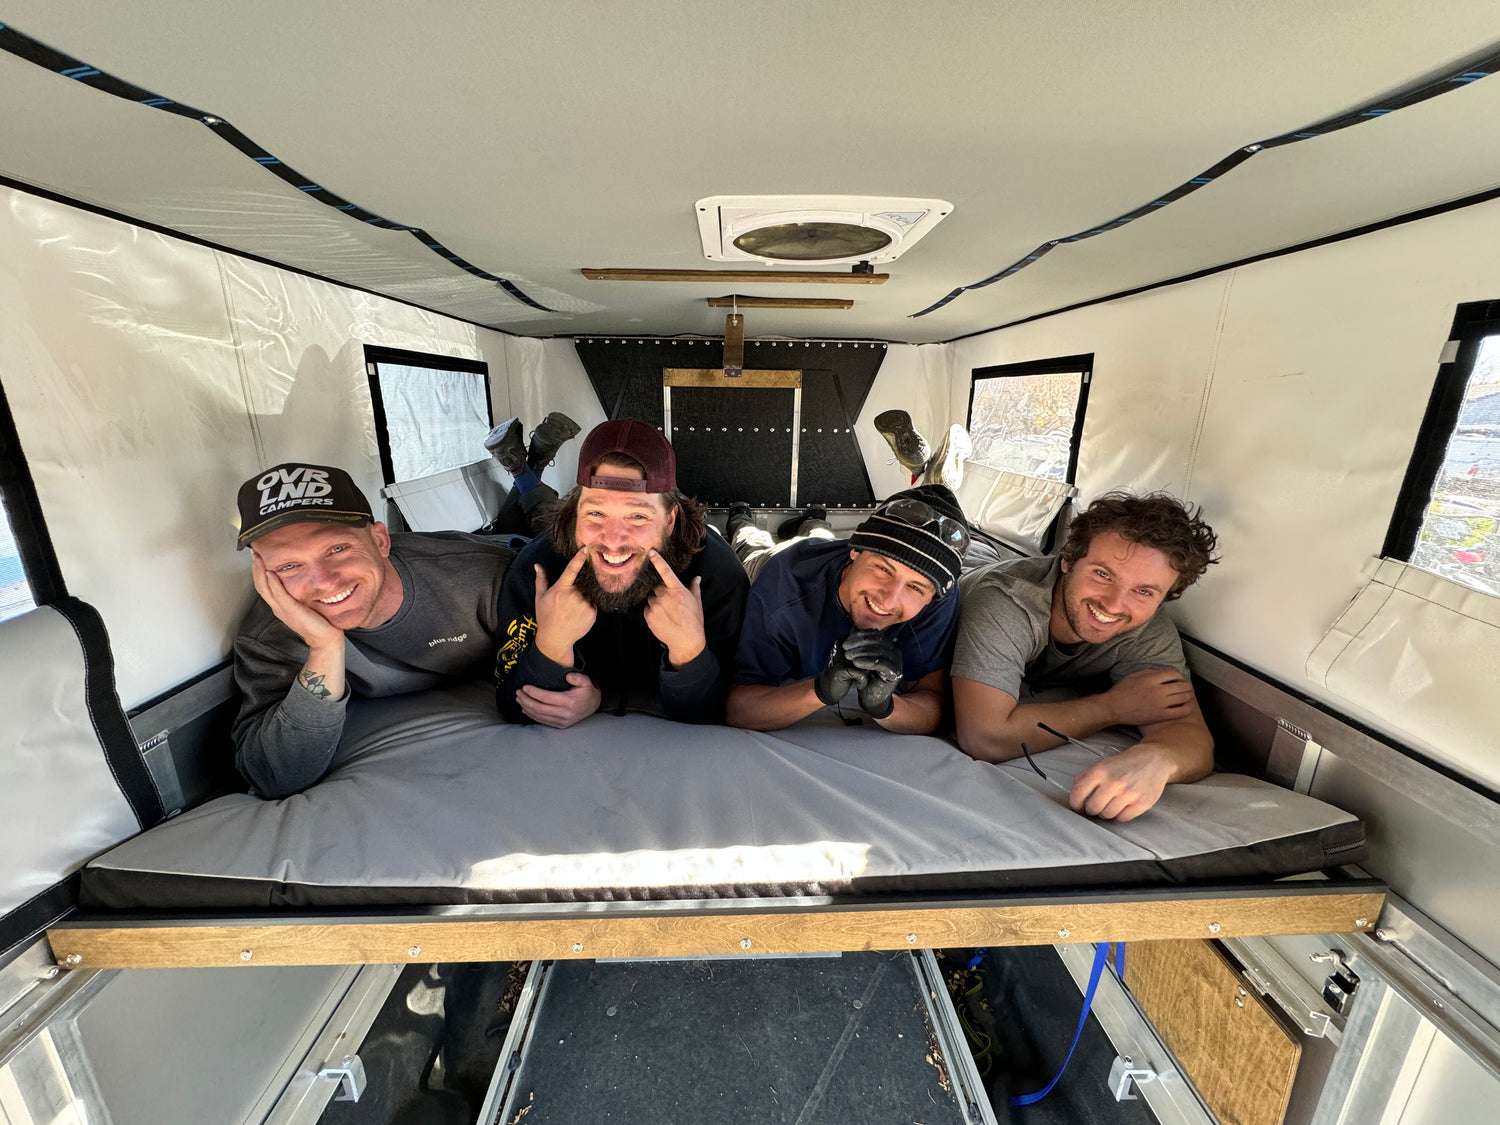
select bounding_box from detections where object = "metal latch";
[1311,949,1360,1015]
[318,1054,367,1102]
[1108,1055,1157,1101]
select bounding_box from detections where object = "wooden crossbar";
[49,885,1384,970]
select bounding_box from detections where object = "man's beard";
[574,538,692,613]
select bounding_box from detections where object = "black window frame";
[0,376,65,609]
[362,345,493,488]
[1383,302,1500,563]
[967,353,1093,485]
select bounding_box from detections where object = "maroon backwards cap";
[576,418,677,493]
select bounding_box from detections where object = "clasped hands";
[814,628,903,719]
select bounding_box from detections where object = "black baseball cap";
[236,462,374,549]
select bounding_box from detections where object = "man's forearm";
[957,693,1119,761]
[726,680,824,731]
[1134,713,1215,783]
[875,686,943,735]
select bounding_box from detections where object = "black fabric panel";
[0,373,65,604]
[671,387,795,505]
[78,816,1363,912]
[1,873,79,960]
[573,338,883,507]
[53,597,167,830]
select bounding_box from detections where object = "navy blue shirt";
[733,538,959,688]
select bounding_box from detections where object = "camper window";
[364,346,492,485]
[967,354,1091,483]
[0,502,33,623]
[1384,304,1500,598]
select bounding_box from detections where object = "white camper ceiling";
[3,1,1500,344]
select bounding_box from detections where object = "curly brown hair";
[1059,491,1219,600]
[541,451,708,568]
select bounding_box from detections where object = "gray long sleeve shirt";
[232,532,514,797]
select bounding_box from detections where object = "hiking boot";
[874,409,931,474]
[777,505,829,540]
[922,423,973,491]
[483,418,527,475]
[725,502,756,541]
[527,411,582,471]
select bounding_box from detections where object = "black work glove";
[814,634,869,706]
[844,629,904,719]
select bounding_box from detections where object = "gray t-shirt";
[232,531,514,797]
[951,555,1189,699]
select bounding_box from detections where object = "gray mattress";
[80,684,1365,910]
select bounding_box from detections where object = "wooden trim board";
[662,367,802,388]
[706,296,854,309]
[581,269,887,285]
[1126,939,1302,1125]
[48,887,1383,970]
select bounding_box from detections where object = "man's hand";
[843,629,903,719]
[642,549,706,667]
[533,549,598,666]
[516,671,602,729]
[1104,669,1197,727]
[251,553,344,650]
[1069,743,1176,822]
[814,633,869,706]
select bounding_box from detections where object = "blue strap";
[1010,942,1113,1107]
[1114,942,1125,980]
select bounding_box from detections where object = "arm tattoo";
[297,669,332,700]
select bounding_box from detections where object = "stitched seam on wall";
[215,250,265,467]
[1183,269,1236,495]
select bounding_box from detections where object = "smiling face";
[1052,529,1179,645]
[251,520,402,630]
[572,462,677,609]
[837,549,937,631]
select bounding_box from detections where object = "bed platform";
[48,683,1381,969]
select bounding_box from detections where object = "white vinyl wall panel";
[950,272,1231,502]
[856,343,952,501]
[0,189,488,707]
[947,197,1500,788]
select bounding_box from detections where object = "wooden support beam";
[581,268,887,285]
[48,887,1383,970]
[706,296,854,310]
[723,313,744,377]
[663,367,802,389]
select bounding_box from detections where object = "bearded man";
[952,492,1219,822]
[494,418,748,727]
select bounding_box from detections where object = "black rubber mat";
[499,953,970,1124]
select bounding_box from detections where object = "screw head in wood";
[1058,928,1070,939]
[1208,922,1222,934]
[572,942,584,953]
[240,950,253,961]
[64,954,82,966]
[741,938,753,949]
[906,934,917,944]
[408,946,422,957]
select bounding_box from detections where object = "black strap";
[0,873,78,961]
[53,597,167,830]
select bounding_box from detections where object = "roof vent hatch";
[696,195,952,265]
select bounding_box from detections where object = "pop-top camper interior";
[1,4,1498,1123]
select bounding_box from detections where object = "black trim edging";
[54,597,168,830]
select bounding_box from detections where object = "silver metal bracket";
[317,1054,366,1102]
[1109,1055,1158,1101]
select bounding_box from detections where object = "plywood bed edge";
[46,881,1386,970]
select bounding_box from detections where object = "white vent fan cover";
[696,195,953,265]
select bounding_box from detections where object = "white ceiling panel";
[2,1,1499,341]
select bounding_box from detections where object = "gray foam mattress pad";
[81,684,1365,910]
